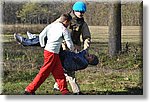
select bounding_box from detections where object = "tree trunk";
[108,1,122,57]
[140,1,143,52]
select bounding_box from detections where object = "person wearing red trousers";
[24,13,74,95]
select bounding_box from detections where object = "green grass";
[2,26,143,95]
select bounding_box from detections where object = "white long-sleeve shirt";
[39,22,74,54]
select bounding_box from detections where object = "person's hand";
[74,45,81,52]
[84,38,91,50]
[61,42,68,50]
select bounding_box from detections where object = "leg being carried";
[14,32,40,46]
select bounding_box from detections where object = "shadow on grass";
[82,87,143,95]
[1,86,143,95]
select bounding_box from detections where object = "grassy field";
[1,26,143,95]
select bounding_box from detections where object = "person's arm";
[62,28,75,51]
[39,26,48,47]
[81,22,91,50]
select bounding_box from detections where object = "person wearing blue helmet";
[69,1,91,51]
[54,1,91,95]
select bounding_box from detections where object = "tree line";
[2,1,142,26]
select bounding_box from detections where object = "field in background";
[2,26,143,95]
[2,25,142,43]
[89,26,142,43]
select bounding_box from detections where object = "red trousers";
[26,50,69,95]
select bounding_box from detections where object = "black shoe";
[73,92,84,95]
[24,91,35,95]
[53,88,60,91]
[65,92,73,95]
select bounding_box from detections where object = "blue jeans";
[15,34,40,46]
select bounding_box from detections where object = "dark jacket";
[59,49,88,71]
[69,12,91,46]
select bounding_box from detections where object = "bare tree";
[108,0,122,57]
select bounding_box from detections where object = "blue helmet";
[72,1,86,12]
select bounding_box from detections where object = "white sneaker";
[27,31,37,39]
[14,33,23,44]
